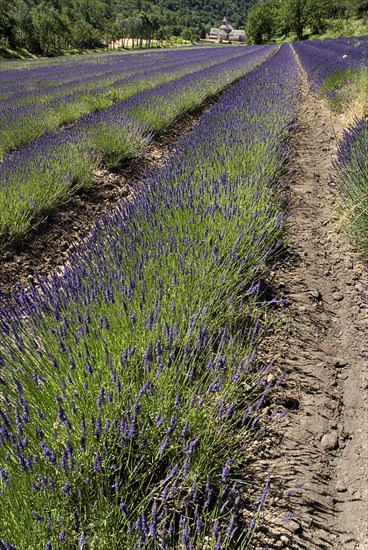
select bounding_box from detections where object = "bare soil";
[253,62,368,548]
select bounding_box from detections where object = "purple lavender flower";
[112,475,119,493]
[97,387,105,409]
[119,502,129,517]
[62,482,71,495]
[93,454,102,473]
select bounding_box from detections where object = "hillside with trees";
[245,0,368,44]
[0,0,256,55]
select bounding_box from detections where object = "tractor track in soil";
[253,60,368,549]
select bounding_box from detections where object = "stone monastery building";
[208,17,245,43]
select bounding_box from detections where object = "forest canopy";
[0,0,255,54]
[245,0,368,43]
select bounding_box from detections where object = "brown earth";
[253,60,368,548]
[0,52,367,550]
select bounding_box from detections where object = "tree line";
[0,0,254,55]
[246,0,368,44]
[2,0,366,56]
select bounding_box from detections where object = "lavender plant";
[294,37,367,91]
[294,37,368,111]
[0,44,298,548]
[334,116,368,252]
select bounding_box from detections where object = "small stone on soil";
[309,288,322,300]
[287,521,301,534]
[320,432,339,451]
[334,358,348,368]
[335,480,347,493]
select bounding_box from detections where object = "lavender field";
[0,37,367,549]
[0,45,276,249]
[0,47,270,157]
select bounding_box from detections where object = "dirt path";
[255,60,368,548]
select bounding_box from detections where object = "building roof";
[219,17,233,33]
[207,17,245,41]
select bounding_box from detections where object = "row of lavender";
[0,44,276,249]
[294,36,368,91]
[0,44,298,548]
[0,47,262,157]
[334,117,368,251]
[295,37,368,255]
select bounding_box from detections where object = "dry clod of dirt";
[309,288,322,301]
[334,358,348,368]
[335,480,348,493]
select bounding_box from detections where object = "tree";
[104,20,120,49]
[74,0,108,31]
[71,19,102,51]
[199,25,206,39]
[31,3,71,54]
[13,0,36,51]
[354,0,368,17]
[137,13,155,46]
[245,1,274,44]
[0,0,17,48]
[124,16,143,47]
[279,0,308,40]
[181,26,199,42]
[305,0,331,34]
[277,0,331,39]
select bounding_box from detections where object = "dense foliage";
[0,0,255,54]
[0,44,298,548]
[245,0,368,43]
